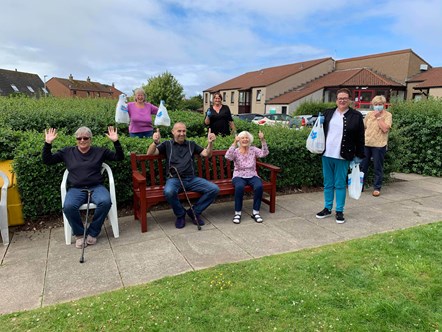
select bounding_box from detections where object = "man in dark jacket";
[315,88,365,224]
[43,126,124,248]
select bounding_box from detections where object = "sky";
[1,0,442,98]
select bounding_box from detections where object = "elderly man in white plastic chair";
[42,126,124,249]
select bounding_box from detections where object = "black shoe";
[186,208,205,226]
[316,208,332,219]
[175,215,186,229]
[336,212,345,224]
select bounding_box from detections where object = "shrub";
[294,101,336,116]
[1,96,440,219]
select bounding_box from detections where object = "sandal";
[251,214,263,223]
[232,214,241,224]
[372,190,381,197]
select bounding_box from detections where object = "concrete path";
[1,173,441,315]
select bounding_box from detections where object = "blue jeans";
[232,176,263,212]
[322,156,350,213]
[360,146,387,191]
[163,176,219,217]
[129,130,153,138]
[63,185,111,237]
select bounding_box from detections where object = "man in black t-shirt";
[147,122,220,229]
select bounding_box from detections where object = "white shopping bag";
[306,116,325,154]
[348,163,364,200]
[115,94,129,124]
[154,100,171,127]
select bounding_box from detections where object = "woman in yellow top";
[360,95,392,197]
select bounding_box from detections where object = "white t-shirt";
[324,109,347,159]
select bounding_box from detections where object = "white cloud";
[1,0,441,97]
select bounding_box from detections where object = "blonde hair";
[237,131,253,146]
[371,95,386,104]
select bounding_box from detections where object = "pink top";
[127,102,158,133]
[225,143,269,178]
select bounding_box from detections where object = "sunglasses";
[76,137,91,141]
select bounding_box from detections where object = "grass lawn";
[1,222,441,332]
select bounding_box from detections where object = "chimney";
[69,74,73,80]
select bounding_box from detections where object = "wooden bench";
[130,150,281,233]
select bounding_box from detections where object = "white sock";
[235,211,241,215]
[253,210,259,215]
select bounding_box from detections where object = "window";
[256,89,262,101]
[230,91,235,104]
[10,84,19,92]
[205,93,208,103]
[27,86,35,93]
[223,92,226,102]
[413,93,422,101]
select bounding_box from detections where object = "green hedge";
[1,96,441,219]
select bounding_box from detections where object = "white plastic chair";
[60,163,119,245]
[0,171,10,245]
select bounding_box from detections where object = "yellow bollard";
[0,160,24,226]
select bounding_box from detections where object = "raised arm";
[200,128,216,157]
[45,128,58,144]
[105,126,119,142]
[147,128,161,155]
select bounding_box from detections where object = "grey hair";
[237,130,253,146]
[133,88,145,96]
[75,126,92,138]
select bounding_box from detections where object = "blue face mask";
[373,105,384,112]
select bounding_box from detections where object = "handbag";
[306,116,325,154]
[348,163,364,200]
[154,100,171,127]
[115,94,129,124]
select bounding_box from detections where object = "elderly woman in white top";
[225,130,269,224]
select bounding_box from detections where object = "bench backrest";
[131,150,239,186]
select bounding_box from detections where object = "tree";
[142,71,184,111]
[179,94,203,112]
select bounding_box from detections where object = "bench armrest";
[256,161,281,173]
[132,170,147,200]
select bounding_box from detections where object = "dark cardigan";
[323,107,365,161]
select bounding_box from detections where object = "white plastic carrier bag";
[115,93,129,124]
[306,116,325,154]
[154,100,171,127]
[348,163,364,200]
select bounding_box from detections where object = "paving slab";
[170,228,252,270]
[0,173,441,315]
[114,237,193,286]
[0,258,46,314]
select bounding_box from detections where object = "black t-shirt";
[157,140,203,178]
[206,104,233,136]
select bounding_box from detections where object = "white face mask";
[373,105,384,112]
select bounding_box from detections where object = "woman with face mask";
[360,95,392,197]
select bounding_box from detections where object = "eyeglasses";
[337,98,349,101]
[76,137,90,141]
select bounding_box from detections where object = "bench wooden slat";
[131,150,281,233]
